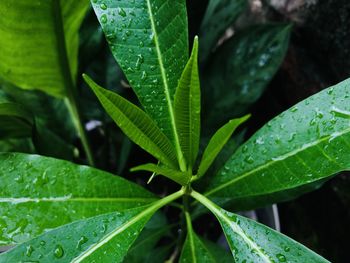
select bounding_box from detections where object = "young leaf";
[203,24,292,130]
[205,78,350,211]
[90,0,189,141]
[191,191,329,263]
[0,102,33,139]
[174,37,201,169]
[0,190,184,262]
[199,0,247,62]
[131,163,190,186]
[0,0,89,97]
[83,74,178,168]
[196,115,250,179]
[0,153,157,245]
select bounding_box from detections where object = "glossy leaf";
[91,0,189,140]
[205,78,350,210]
[180,228,231,262]
[0,0,89,97]
[0,190,183,262]
[174,37,201,168]
[203,24,291,129]
[84,74,178,168]
[0,102,33,139]
[196,115,250,179]
[199,0,247,62]
[192,191,329,263]
[0,153,157,245]
[131,163,190,186]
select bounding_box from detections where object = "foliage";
[0,0,348,262]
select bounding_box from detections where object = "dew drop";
[118,7,127,17]
[54,245,64,258]
[100,14,107,24]
[276,253,287,262]
[26,245,34,257]
[100,3,107,10]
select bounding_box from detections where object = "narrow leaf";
[205,78,350,211]
[0,0,89,97]
[199,0,247,62]
[91,0,189,139]
[131,163,190,186]
[83,74,178,168]
[0,191,183,262]
[192,191,329,263]
[0,153,157,245]
[174,37,201,168]
[196,115,250,179]
[0,102,33,139]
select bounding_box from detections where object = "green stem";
[52,0,95,166]
[190,190,221,215]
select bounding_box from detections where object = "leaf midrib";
[145,0,185,171]
[0,197,157,203]
[205,126,350,197]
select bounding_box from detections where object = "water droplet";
[118,7,127,17]
[54,245,64,258]
[40,240,46,246]
[290,106,298,112]
[26,245,34,257]
[244,155,254,164]
[100,14,107,24]
[100,3,107,10]
[77,236,88,249]
[276,253,287,262]
[139,41,144,47]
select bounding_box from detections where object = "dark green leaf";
[84,74,178,168]
[205,78,350,210]
[0,190,183,262]
[174,37,201,169]
[196,115,250,179]
[199,0,247,62]
[203,24,291,129]
[0,102,33,139]
[0,0,89,97]
[91,0,189,140]
[192,191,329,263]
[131,163,190,185]
[0,153,157,245]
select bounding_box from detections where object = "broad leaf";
[0,153,157,245]
[174,37,201,169]
[0,0,89,97]
[199,0,247,62]
[0,191,183,262]
[180,228,232,262]
[91,0,189,140]
[203,24,291,130]
[205,78,350,210]
[84,74,178,168]
[0,102,33,139]
[192,191,329,262]
[131,163,190,185]
[196,115,250,179]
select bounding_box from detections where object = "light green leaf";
[0,0,89,97]
[0,190,183,262]
[131,163,190,186]
[83,74,178,168]
[203,24,291,130]
[192,191,329,263]
[196,115,250,179]
[180,228,231,263]
[91,0,189,141]
[0,153,157,245]
[174,37,201,169]
[199,0,247,62]
[205,78,350,210]
[0,102,33,139]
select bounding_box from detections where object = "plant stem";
[190,190,221,215]
[52,0,95,166]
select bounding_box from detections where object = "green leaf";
[0,190,183,262]
[205,78,350,210]
[0,153,157,245]
[196,115,250,179]
[192,191,329,263]
[174,37,201,169]
[180,229,232,263]
[203,24,292,130]
[0,0,89,97]
[91,0,189,141]
[199,0,247,62]
[0,102,33,139]
[131,163,190,186]
[83,74,178,168]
